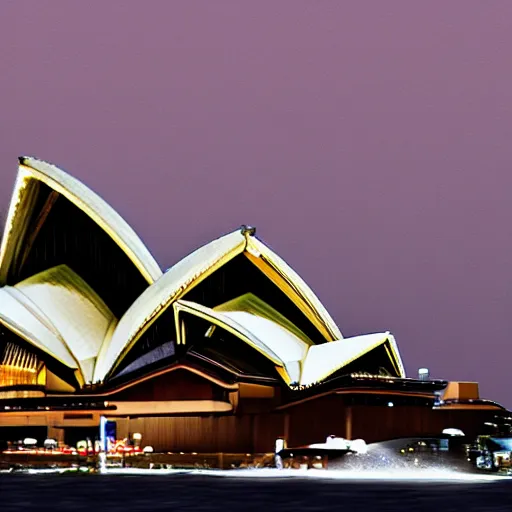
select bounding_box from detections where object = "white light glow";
[442,428,465,437]
[349,439,368,454]
[103,467,503,483]
[275,438,285,453]
[8,467,504,484]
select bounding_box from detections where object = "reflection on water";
[17,466,501,482]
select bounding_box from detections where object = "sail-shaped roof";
[299,332,405,386]
[95,227,342,382]
[93,230,247,381]
[0,157,162,286]
[175,300,404,386]
[0,286,78,370]
[14,265,117,383]
[175,297,304,384]
[0,156,405,391]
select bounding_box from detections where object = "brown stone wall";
[350,405,437,442]
[110,369,223,402]
[255,395,507,449]
[116,415,254,453]
[251,412,285,453]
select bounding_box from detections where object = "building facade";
[0,157,508,453]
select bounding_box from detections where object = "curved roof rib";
[0,156,162,286]
[174,299,284,365]
[213,293,314,351]
[244,236,342,342]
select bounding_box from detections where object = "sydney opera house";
[0,157,509,454]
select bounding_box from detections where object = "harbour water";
[1,470,511,511]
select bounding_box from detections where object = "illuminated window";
[0,342,41,387]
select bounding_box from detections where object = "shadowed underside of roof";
[0,157,162,290]
[174,297,404,386]
[93,230,248,382]
[175,295,309,384]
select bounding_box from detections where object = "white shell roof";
[0,157,403,388]
[94,230,246,382]
[15,265,117,383]
[300,332,405,386]
[0,157,162,286]
[95,229,344,382]
[0,287,78,370]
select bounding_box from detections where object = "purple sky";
[1,1,511,406]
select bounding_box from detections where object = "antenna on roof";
[240,225,256,237]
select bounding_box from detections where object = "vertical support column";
[98,416,107,473]
[47,426,64,446]
[345,406,352,440]
[275,437,285,469]
[283,413,290,446]
[252,415,259,453]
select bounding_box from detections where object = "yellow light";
[0,365,37,373]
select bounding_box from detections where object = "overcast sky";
[1,1,511,406]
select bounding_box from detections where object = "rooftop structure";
[0,157,403,395]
